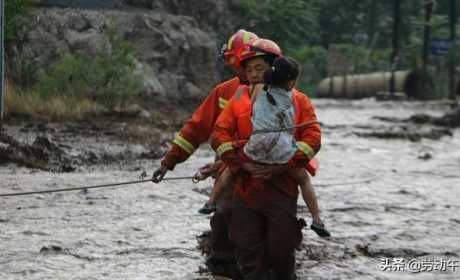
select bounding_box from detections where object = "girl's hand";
[197,160,223,179]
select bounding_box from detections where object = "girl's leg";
[289,168,331,237]
[289,168,322,224]
[207,167,233,205]
[199,167,233,215]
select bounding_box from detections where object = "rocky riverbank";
[0,106,189,172]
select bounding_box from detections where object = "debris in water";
[410,107,460,128]
[354,126,452,141]
[39,245,64,254]
[418,152,432,160]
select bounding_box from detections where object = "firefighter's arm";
[211,99,241,173]
[161,87,221,170]
[289,94,321,168]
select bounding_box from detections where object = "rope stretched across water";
[0,176,196,197]
[251,120,319,135]
[315,177,376,187]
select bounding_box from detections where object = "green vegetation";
[4,1,143,119]
[290,46,327,94]
[6,80,100,120]
[240,0,320,50]
[6,29,142,118]
[37,31,142,110]
[5,0,31,43]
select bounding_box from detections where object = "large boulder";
[11,1,242,102]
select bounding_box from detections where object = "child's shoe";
[311,221,331,238]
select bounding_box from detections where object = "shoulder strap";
[234,85,248,101]
[232,86,252,116]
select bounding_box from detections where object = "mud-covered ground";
[1,99,459,280]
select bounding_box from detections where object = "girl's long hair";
[264,57,300,89]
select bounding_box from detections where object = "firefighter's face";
[234,66,247,81]
[244,56,270,85]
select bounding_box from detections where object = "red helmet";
[221,29,259,68]
[237,38,283,66]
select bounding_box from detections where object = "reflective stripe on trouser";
[173,135,196,154]
[296,141,315,159]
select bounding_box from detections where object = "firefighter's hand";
[152,165,168,183]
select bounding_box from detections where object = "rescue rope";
[251,120,319,135]
[315,177,376,187]
[0,176,196,197]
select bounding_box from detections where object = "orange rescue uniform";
[211,85,321,202]
[161,77,242,170]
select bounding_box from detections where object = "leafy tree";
[5,0,31,43]
[240,0,320,51]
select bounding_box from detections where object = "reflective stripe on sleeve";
[296,141,316,159]
[173,135,196,155]
[218,97,228,109]
[216,142,234,157]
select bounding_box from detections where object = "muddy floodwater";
[1,99,459,279]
